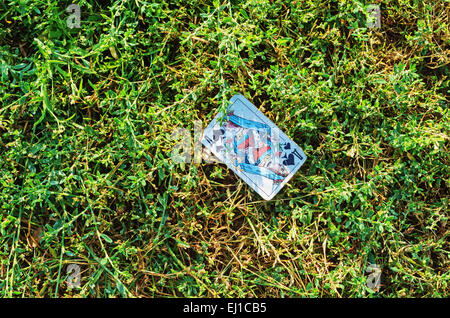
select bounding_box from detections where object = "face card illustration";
[202,94,307,200]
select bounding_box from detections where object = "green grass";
[0,0,448,298]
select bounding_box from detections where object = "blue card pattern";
[202,95,307,200]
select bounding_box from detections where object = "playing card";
[202,94,307,200]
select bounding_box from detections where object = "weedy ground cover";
[0,0,448,297]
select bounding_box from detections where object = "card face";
[202,94,307,200]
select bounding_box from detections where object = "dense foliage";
[0,0,448,297]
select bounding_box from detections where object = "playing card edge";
[231,94,307,162]
[201,94,309,201]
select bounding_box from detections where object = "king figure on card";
[217,112,290,183]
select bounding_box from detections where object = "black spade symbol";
[283,153,295,166]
